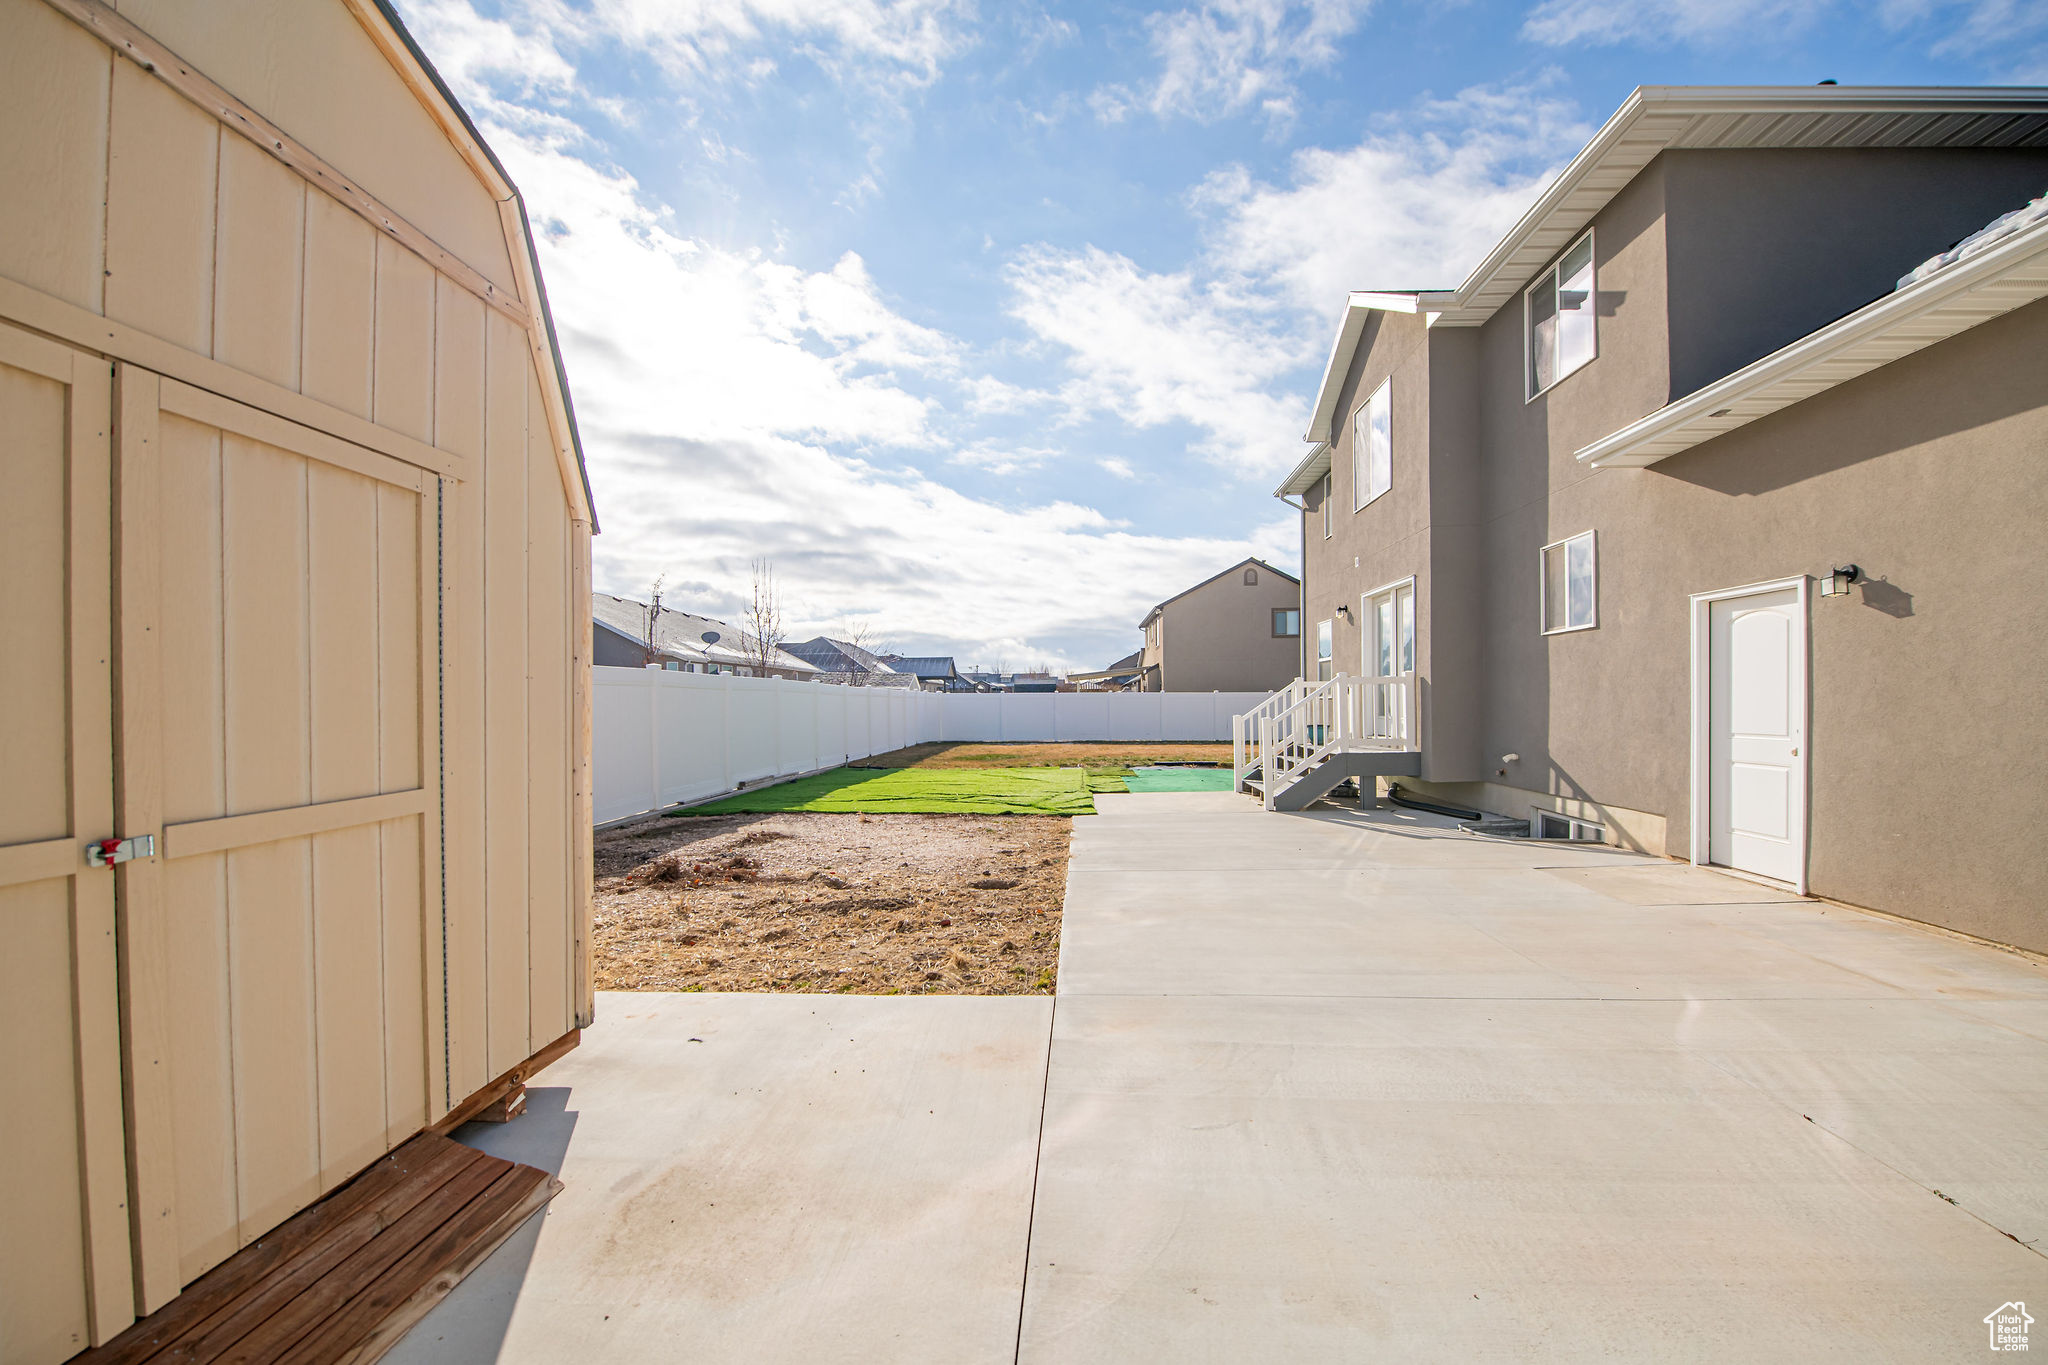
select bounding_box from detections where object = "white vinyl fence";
[593,666,1268,823]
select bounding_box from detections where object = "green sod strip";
[670,766,1099,816]
[1123,766,1237,792]
[1086,769,1132,793]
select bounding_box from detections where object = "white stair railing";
[1231,678,1310,793]
[1235,671,1420,808]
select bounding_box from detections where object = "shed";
[0,0,595,1356]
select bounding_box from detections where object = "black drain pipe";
[1385,783,1483,821]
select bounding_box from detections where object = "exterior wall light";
[1335,604,1353,621]
[1819,565,1862,597]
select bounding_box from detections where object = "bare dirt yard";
[855,740,1231,769]
[593,810,1068,995]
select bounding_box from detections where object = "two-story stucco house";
[1139,557,1303,692]
[1261,85,2048,955]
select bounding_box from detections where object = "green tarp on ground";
[1122,766,1235,792]
[671,766,1099,816]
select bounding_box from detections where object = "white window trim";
[1687,575,1810,896]
[1524,228,1597,403]
[1314,618,1334,681]
[1539,530,1598,635]
[1352,377,1392,513]
[1321,474,1332,539]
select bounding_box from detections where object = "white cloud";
[1094,0,1376,125]
[397,0,970,100]
[1195,80,1591,311]
[1004,244,1314,474]
[448,105,1277,668]
[1099,456,1139,479]
[1524,0,2048,75]
[1521,0,1813,45]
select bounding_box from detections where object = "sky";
[392,0,2046,673]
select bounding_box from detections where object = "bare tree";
[744,558,785,676]
[641,572,666,667]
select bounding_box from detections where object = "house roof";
[363,1,599,532]
[1140,557,1300,628]
[880,655,960,679]
[1300,85,2048,446]
[592,593,819,672]
[783,638,898,674]
[1577,197,2048,469]
[1068,650,1143,683]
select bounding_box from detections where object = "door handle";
[1790,748,1799,757]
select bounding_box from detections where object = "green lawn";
[671,766,1100,816]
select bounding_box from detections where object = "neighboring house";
[959,669,1009,692]
[783,637,918,687]
[1009,671,1062,693]
[1269,84,2048,954]
[1139,558,1302,692]
[881,654,973,691]
[593,593,820,681]
[1,0,596,1351]
[1069,650,1145,691]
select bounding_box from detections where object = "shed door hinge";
[86,834,155,868]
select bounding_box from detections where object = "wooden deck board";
[75,1134,558,1365]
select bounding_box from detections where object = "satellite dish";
[700,630,721,644]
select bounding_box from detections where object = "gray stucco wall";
[1663,148,2048,399]
[1299,309,1445,758]
[1299,146,2048,952]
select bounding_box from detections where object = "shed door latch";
[86,834,155,868]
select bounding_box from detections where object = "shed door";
[1708,587,1806,884]
[0,325,133,1358]
[113,370,440,1299]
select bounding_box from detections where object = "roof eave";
[1577,214,2048,469]
[1274,441,1332,498]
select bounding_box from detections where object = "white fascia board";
[1274,442,1333,498]
[1303,292,1444,442]
[1425,84,2048,329]
[1576,214,2048,469]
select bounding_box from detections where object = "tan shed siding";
[484,310,533,1076]
[156,414,241,1280]
[0,0,109,311]
[526,367,574,1046]
[376,476,431,1145]
[105,59,219,352]
[373,237,438,445]
[114,0,521,294]
[213,136,308,391]
[0,0,593,1327]
[436,278,491,1103]
[302,192,379,420]
[0,350,94,1362]
[219,432,325,1243]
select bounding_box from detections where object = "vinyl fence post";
[648,669,662,812]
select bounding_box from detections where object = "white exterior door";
[1707,587,1805,884]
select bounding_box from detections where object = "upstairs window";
[1244,567,1258,585]
[1540,530,1597,634]
[1321,473,1332,539]
[1352,378,1391,511]
[1272,608,1300,638]
[1315,619,1333,681]
[1527,231,1596,398]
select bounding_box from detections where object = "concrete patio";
[393,792,2048,1363]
